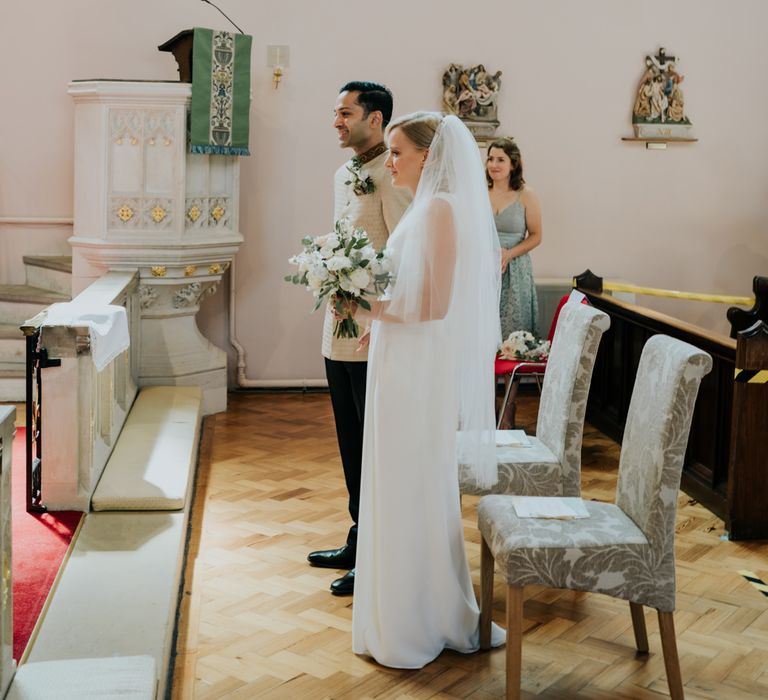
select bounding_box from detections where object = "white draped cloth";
[352,115,505,668]
[43,302,130,372]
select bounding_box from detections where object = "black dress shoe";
[330,569,355,596]
[307,544,355,569]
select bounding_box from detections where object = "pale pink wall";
[2,1,767,383]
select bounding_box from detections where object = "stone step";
[0,361,24,402]
[26,511,187,699]
[7,656,156,700]
[23,256,73,274]
[0,323,25,360]
[0,284,69,325]
[0,362,24,378]
[23,256,73,297]
[0,322,25,339]
[0,325,28,402]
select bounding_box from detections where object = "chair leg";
[479,536,494,650]
[629,602,649,653]
[657,610,684,700]
[498,377,520,429]
[506,585,523,700]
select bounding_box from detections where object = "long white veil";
[385,114,502,488]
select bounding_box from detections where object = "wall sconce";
[267,45,290,89]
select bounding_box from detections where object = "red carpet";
[11,428,81,661]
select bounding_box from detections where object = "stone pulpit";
[67,81,243,414]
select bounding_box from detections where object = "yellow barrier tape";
[597,281,753,306]
[739,570,768,597]
[734,368,768,383]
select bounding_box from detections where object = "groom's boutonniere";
[345,162,375,196]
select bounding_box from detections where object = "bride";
[346,112,505,668]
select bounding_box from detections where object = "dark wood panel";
[727,323,768,540]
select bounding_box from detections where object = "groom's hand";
[332,295,358,320]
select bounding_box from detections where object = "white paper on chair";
[495,430,531,447]
[511,496,590,519]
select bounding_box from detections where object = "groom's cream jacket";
[322,150,411,362]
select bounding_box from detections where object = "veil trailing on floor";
[385,114,502,488]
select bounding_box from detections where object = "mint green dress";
[495,198,539,339]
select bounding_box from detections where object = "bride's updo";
[386,111,443,149]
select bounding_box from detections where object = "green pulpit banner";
[190,27,252,156]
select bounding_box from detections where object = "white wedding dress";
[352,116,505,668]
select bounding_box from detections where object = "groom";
[307,81,410,595]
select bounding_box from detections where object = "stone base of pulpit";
[137,270,228,415]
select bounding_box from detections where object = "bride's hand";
[356,326,371,352]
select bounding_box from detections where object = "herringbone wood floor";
[171,392,768,699]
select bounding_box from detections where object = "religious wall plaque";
[442,63,502,141]
[631,47,693,140]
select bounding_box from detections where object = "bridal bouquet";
[499,330,551,362]
[285,217,393,338]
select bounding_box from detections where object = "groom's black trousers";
[324,357,367,555]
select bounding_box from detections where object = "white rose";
[306,263,330,288]
[349,268,372,290]
[338,277,359,296]
[306,270,328,290]
[326,255,352,272]
[360,245,376,260]
[309,262,329,280]
[289,252,310,274]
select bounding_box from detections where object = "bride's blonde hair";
[386,111,443,150]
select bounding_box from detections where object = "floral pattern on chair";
[477,334,712,700]
[478,335,713,611]
[460,300,610,497]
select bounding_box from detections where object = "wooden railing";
[20,271,139,511]
[575,271,768,540]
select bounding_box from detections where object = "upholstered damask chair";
[477,335,712,700]
[460,297,610,497]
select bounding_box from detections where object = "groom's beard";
[338,122,371,150]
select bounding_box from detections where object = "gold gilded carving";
[187,205,202,222]
[149,137,156,146]
[117,206,134,222]
[151,266,167,277]
[208,263,222,275]
[184,265,197,277]
[115,137,123,145]
[211,205,225,221]
[151,205,167,223]
[130,137,138,145]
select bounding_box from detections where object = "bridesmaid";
[486,137,542,428]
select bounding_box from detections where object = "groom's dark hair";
[340,81,394,128]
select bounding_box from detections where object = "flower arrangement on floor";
[498,330,551,362]
[285,217,393,338]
